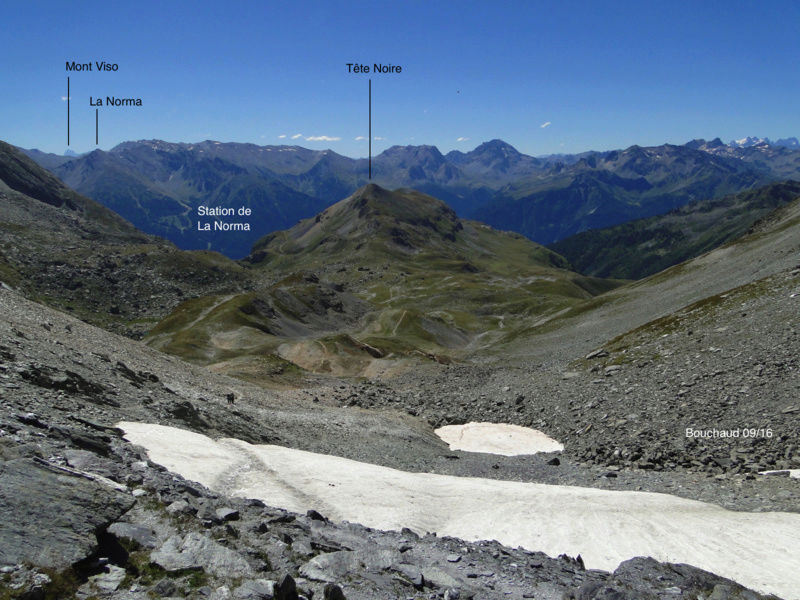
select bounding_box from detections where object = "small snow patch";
[435,422,564,456]
[760,469,800,479]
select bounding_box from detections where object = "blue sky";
[2,0,799,157]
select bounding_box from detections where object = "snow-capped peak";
[730,136,767,148]
[728,136,799,149]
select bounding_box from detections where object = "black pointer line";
[67,77,70,146]
[95,108,98,145]
[369,78,372,180]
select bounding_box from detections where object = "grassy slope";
[499,195,800,364]
[550,181,800,279]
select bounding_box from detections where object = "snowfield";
[120,422,800,600]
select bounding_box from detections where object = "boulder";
[108,522,159,549]
[87,564,127,592]
[234,578,277,599]
[0,458,133,569]
[151,532,253,577]
[323,583,347,600]
[216,507,240,522]
[275,574,299,600]
[300,551,361,583]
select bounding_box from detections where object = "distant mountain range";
[728,136,799,149]
[21,136,800,258]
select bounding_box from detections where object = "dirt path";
[392,310,407,336]
[184,293,238,330]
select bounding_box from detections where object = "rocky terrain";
[1,281,792,600]
[379,266,800,489]
[2,138,799,599]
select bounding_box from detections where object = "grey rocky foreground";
[0,458,133,568]
[0,283,794,598]
[0,434,778,600]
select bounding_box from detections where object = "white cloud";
[61,96,71,101]
[354,136,367,141]
[278,134,287,139]
[373,136,384,141]
[540,121,551,128]
[305,135,341,142]
[456,136,470,142]
[291,133,303,139]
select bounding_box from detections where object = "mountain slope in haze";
[687,137,800,180]
[476,144,773,245]
[19,147,78,170]
[0,140,248,337]
[550,180,800,279]
[45,140,499,246]
[50,141,328,259]
[147,184,621,380]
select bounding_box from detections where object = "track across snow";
[120,422,800,599]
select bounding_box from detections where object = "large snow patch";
[120,422,800,599]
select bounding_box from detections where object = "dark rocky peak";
[83,148,109,164]
[0,141,80,210]
[775,136,800,149]
[378,144,446,167]
[471,139,522,157]
[110,139,186,154]
[683,139,705,150]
